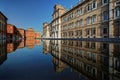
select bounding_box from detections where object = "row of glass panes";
[63,0,98,22]
[62,15,97,30]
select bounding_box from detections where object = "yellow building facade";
[43,0,120,38]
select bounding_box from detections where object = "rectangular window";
[92,53,96,62]
[72,22,74,28]
[76,31,78,36]
[102,0,108,4]
[65,17,68,22]
[103,11,108,21]
[87,17,91,25]
[86,29,90,35]
[75,10,79,17]
[79,30,82,35]
[80,8,83,15]
[92,15,97,23]
[93,28,96,35]
[0,16,1,21]
[92,1,97,9]
[103,28,108,34]
[86,4,91,12]
[0,22,1,29]
[115,7,120,18]
[79,19,83,26]
[76,20,79,27]
[2,23,3,31]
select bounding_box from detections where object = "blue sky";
[0,0,79,34]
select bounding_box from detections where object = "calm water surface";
[0,39,120,80]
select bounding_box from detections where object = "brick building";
[7,24,16,40]
[17,28,25,39]
[35,39,41,46]
[25,28,35,39]
[7,43,15,53]
[25,39,35,49]
[0,12,8,40]
[35,32,41,39]
[7,24,22,41]
[18,39,25,48]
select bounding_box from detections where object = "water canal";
[0,39,120,80]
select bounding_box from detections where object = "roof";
[0,11,8,20]
[7,24,15,27]
[17,28,25,30]
[61,0,87,17]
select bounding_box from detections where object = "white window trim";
[79,8,83,15]
[114,6,120,19]
[92,1,97,10]
[80,19,83,26]
[86,17,91,25]
[92,15,97,24]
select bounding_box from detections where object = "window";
[102,0,108,4]
[75,8,82,17]
[69,22,74,29]
[76,31,79,36]
[2,23,3,31]
[0,22,1,29]
[76,9,80,17]
[86,17,91,25]
[55,12,58,18]
[103,43,108,49]
[86,29,90,35]
[115,59,120,70]
[80,8,83,15]
[63,17,68,22]
[79,19,83,26]
[115,7,120,18]
[92,28,96,35]
[69,13,74,20]
[92,1,97,9]
[92,15,97,23]
[102,11,108,21]
[75,20,79,27]
[103,28,108,34]
[86,4,91,12]
[0,16,1,21]
[71,22,74,28]
[79,30,82,35]
[92,53,96,62]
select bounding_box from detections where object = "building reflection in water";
[43,40,120,80]
[0,40,7,65]
[0,39,41,65]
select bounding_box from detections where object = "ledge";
[42,38,120,43]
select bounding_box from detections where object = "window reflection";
[43,40,120,80]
